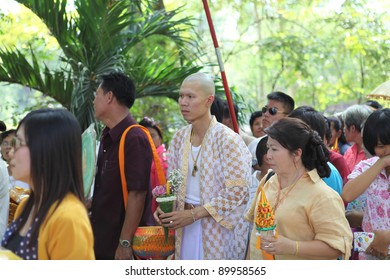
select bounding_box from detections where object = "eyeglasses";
[10,137,27,151]
[262,106,287,116]
[1,141,11,147]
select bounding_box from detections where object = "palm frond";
[0,47,44,88]
[125,7,198,56]
[0,46,74,106]
[42,65,73,106]
[17,0,71,47]
[127,54,202,99]
[71,72,96,131]
[73,1,132,54]
[5,0,204,131]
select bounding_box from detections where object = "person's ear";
[206,95,214,106]
[350,124,358,133]
[293,148,302,162]
[106,91,114,103]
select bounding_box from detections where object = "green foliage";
[164,0,390,117]
[131,96,185,147]
[1,0,389,134]
[0,0,204,133]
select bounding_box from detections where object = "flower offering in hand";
[153,169,183,243]
[255,187,277,260]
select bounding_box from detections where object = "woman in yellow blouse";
[246,117,352,260]
[1,109,94,260]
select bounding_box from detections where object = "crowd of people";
[0,71,389,260]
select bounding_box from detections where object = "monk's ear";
[206,95,214,106]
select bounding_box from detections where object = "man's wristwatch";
[119,239,131,248]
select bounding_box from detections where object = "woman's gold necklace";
[274,171,304,212]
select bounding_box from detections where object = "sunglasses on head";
[262,106,286,116]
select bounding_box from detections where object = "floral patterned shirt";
[348,157,390,232]
[348,157,390,259]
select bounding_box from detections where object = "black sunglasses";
[262,106,286,116]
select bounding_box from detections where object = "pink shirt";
[343,143,366,172]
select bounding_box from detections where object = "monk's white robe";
[169,117,251,259]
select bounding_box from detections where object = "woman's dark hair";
[324,117,332,144]
[327,116,348,145]
[288,106,327,140]
[139,116,163,140]
[249,111,263,128]
[211,95,225,123]
[15,108,84,247]
[222,101,238,120]
[255,136,268,166]
[362,108,390,156]
[265,117,330,178]
[365,100,383,110]
[99,72,136,109]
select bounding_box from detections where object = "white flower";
[167,169,183,194]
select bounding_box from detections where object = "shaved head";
[182,72,215,97]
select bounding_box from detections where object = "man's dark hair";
[100,72,136,109]
[1,129,16,144]
[267,91,295,114]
